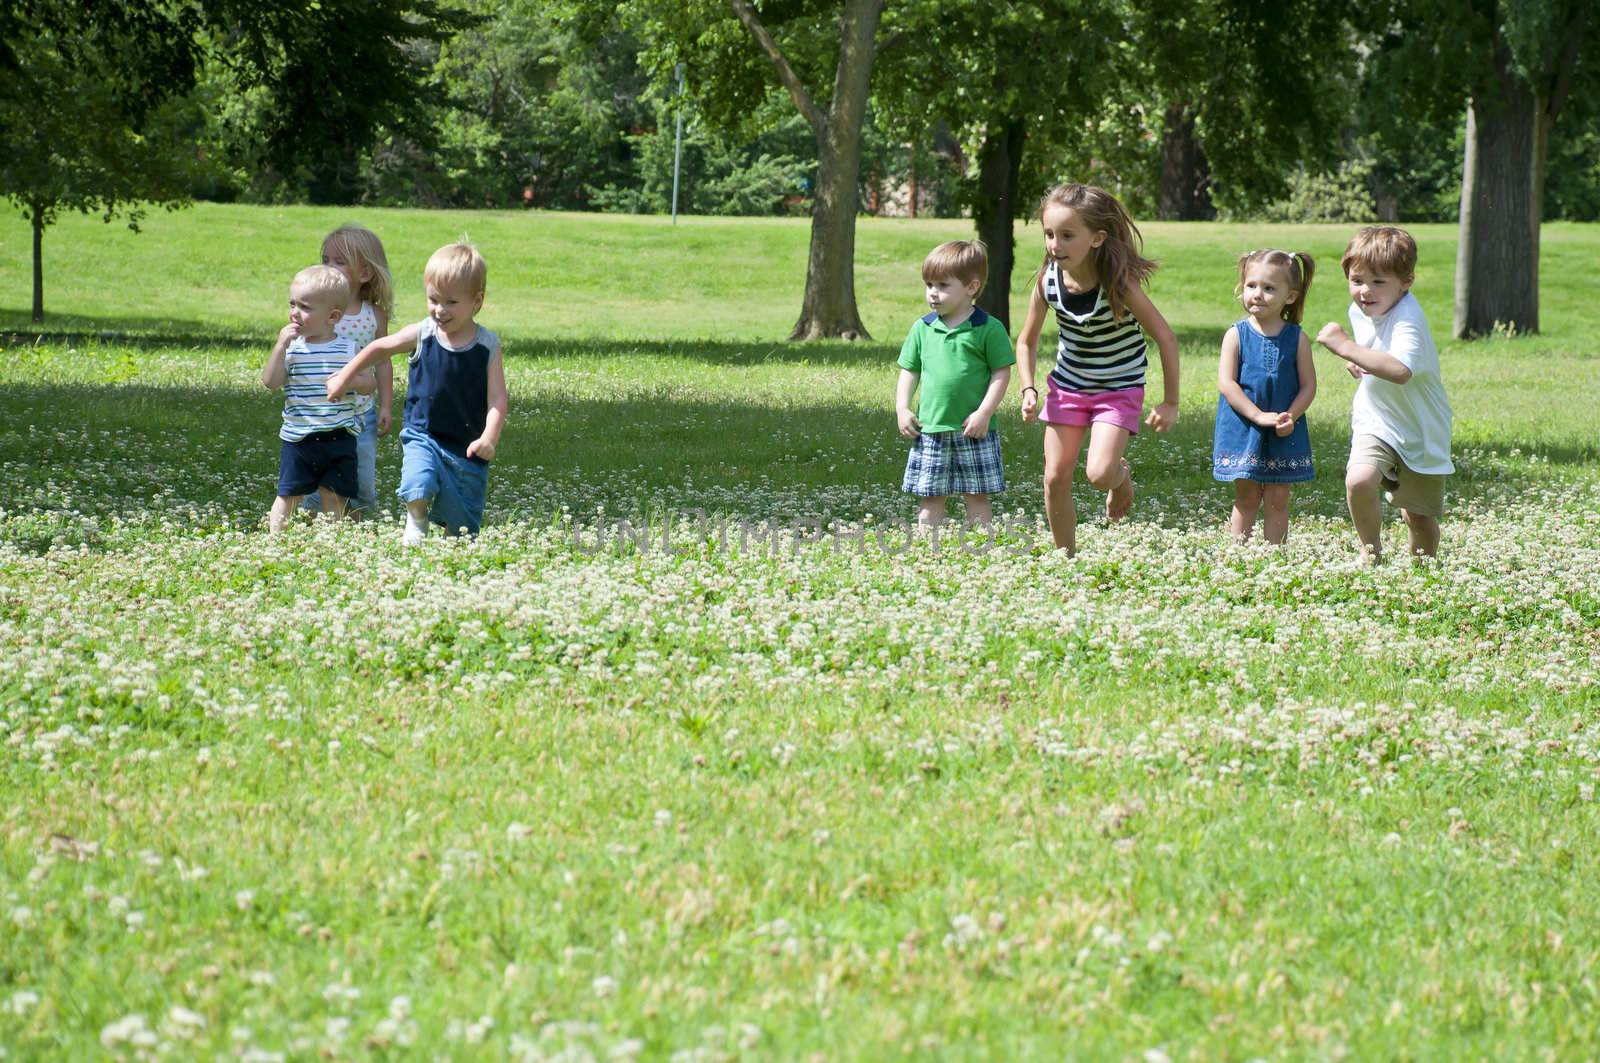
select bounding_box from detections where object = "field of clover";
[2,209,1599,1059]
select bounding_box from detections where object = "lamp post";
[671,64,685,225]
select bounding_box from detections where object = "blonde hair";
[1037,182,1156,321]
[922,240,988,288]
[1341,226,1417,281]
[1236,249,1316,324]
[323,222,393,317]
[424,242,488,296]
[292,264,351,309]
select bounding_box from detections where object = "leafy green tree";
[873,0,1113,329]
[194,0,477,204]
[611,0,884,339]
[0,12,205,321]
[1117,0,1357,221]
[1,0,473,319]
[587,111,812,215]
[1365,0,1595,336]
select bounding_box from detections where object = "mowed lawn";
[1,205,1598,1060]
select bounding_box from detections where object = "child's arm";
[962,366,1011,439]
[1013,282,1049,423]
[261,324,296,390]
[1126,285,1179,431]
[326,325,419,401]
[1275,330,1318,436]
[1217,328,1277,429]
[374,309,394,435]
[466,347,509,461]
[1315,321,1411,383]
[895,369,922,437]
[348,367,378,395]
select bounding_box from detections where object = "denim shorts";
[398,427,489,535]
[278,430,358,499]
[303,405,378,513]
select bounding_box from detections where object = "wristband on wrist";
[1021,386,1038,396]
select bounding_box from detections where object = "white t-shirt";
[1349,292,1453,474]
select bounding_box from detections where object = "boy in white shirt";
[1316,226,1453,561]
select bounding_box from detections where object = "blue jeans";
[302,405,378,513]
[398,427,488,535]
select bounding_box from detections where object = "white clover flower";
[5,990,39,1016]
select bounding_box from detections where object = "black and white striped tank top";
[1043,261,1147,392]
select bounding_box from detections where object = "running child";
[1212,249,1318,543]
[326,243,507,544]
[1015,183,1180,554]
[302,222,394,518]
[1316,226,1452,560]
[262,265,376,533]
[895,239,1015,528]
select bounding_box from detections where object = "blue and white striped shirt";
[280,336,361,442]
[1043,262,1148,393]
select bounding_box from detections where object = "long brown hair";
[1235,249,1315,324]
[1037,183,1156,321]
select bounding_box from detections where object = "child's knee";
[1085,460,1122,492]
[1345,465,1383,496]
[1043,462,1075,492]
[1263,485,1290,511]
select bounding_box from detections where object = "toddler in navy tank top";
[327,243,508,543]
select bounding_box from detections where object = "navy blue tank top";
[404,318,498,459]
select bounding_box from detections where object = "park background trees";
[3,0,1596,332]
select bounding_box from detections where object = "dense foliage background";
[107,0,1600,223]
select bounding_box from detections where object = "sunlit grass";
[0,212,1598,1059]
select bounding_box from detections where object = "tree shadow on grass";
[4,324,263,354]
[8,322,1224,371]
[3,381,1587,541]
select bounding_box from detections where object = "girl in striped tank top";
[1015,183,1180,554]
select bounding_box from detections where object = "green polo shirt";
[897,307,1016,433]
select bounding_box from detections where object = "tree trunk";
[30,204,44,323]
[1157,102,1213,221]
[788,0,881,341]
[972,117,1025,332]
[1455,50,1540,337]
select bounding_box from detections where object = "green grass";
[1,205,1598,1060]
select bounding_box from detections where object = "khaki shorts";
[1347,434,1446,517]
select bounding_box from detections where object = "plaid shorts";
[902,430,1005,497]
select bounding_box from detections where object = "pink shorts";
[1040,385,1144,434]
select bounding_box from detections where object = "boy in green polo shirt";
[895,240,1016,528]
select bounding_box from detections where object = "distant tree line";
[4,0,1594,334]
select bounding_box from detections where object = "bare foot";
[1106,460,1134,522]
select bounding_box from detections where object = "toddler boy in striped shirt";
[262,265,376,532]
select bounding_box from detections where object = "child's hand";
[1145,402,1178,432]
[1020,387,1040,424]
[897,408,921,438]
[278,323,299,343]
[377,407,392,436]
[962,410,992,440]
[1253,410,1279,429]
[325,370,348,401]
[1274,412,1296,437]
[1345,363,1366,380]
[466,437,496,461]
[1316,322,1350,354]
